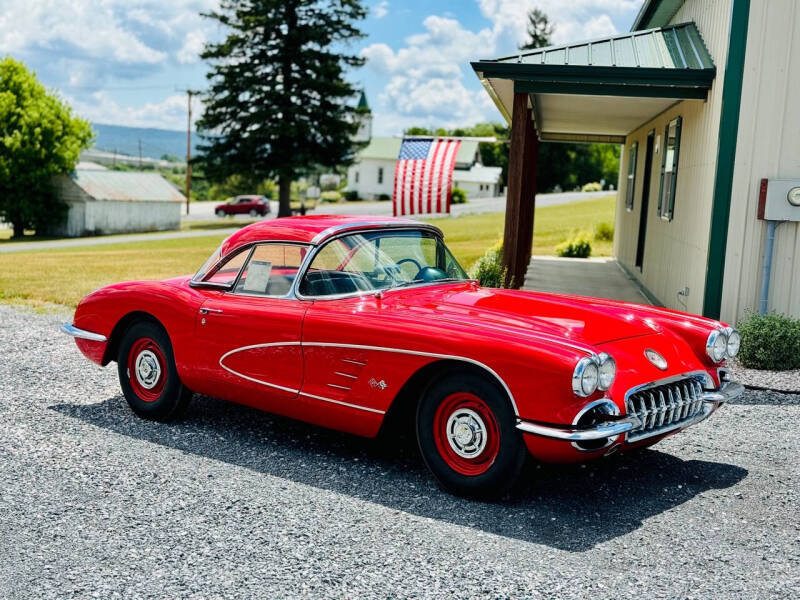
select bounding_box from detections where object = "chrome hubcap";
[445,408,487,458]
[134,350,161,389]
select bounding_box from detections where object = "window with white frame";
[658,117,682,221]
[377,167,383,184]
[625,142,638,211]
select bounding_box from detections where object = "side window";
[625,141,638,211]
[354,171,360,183]
[377,167,384,184]
[233,243,307,296]
[203,249,249,286]
[658,117,682,221]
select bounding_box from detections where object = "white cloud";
[177,30,206,64]
[373,1,389,19]
[65,91,201,130]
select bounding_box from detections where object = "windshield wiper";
[390,277,464,290]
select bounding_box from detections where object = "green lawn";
[0,195,615,309]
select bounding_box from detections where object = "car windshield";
[298,229,468,297]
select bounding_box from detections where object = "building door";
[635,130,655,270]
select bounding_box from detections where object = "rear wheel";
[216,208,226,217]
[416,372,526,499]
[117,321,191,421]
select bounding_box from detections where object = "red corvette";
[63,215,743,498]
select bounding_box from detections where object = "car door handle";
[199,307,223,315]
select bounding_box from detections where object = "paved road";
[0,192,611,254]
[4,304,796,598]
[187,191,612,221]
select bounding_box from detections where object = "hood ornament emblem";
[645,349,668,370]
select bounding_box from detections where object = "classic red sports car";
[63,215,743,498]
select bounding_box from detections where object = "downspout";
[759,220,780,315]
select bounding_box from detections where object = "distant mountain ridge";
[91,123,200,160]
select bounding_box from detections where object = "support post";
[502,92,538,288]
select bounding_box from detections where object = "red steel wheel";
[433,391,501,476]
[126,337,167,403]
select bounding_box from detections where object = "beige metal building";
[51,170,184,237]
[473,0,800,322]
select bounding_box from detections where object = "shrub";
[736,312,800,371]
[343,190,360,202]
[320,190,342,203]
[377,193,391,201]
[450,187,467,204]
[594,221,614,241]
[581,181,602,192]
[469,239,507,288]
[555,234,592,258]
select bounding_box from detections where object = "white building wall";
[722,0,800,321]
[82,201,180,235]
[347,158,398,200]
[614,0,732,314]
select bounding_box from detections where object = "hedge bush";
[343,190,360,202]
[320,190,342,203]
[594,221,614,241]
[555,234,592,258]
[469,239,507,288]
[581,181,602,192]
[450,187,467,204]
[377,193,391,201]
[736,312,800,371]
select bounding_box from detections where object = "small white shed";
[51,170,185,237]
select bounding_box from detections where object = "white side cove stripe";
[302,342,520,416]
[218,341,523,416]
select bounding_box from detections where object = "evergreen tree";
[197,0,367,217]
[519,8,554,51]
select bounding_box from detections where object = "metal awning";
[472,22,715,143]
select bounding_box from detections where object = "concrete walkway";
[523,256,653,305]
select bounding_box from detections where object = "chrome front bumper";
[61,323,108,342]
[516,381,744,442]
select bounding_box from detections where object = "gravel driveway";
[1,305,798,599]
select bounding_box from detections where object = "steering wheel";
[395,257,423,271]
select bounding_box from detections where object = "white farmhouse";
[345,94,502,201]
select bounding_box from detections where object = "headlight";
[597,353,616,390]
[572,357,599,397]
[706,329,728,363]
[726,329,741,358]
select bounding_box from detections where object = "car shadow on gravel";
[51,394,748,552]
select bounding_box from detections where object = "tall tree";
[197,0,367,217]
[0,58,92,237]
[519,8,554,51]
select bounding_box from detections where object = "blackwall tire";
[416,372,526,499]
[216,209,226,217]
[117,321,191,422]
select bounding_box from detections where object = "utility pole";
[138,139,142,169]
[181,89,201,216]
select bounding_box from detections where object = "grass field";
[0,195,614,309]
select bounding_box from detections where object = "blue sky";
[1,0,642,135]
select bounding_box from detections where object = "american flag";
[393,138,461,216]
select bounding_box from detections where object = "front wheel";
[249,208,258,217]
[416,372,526,499]
[117,321,191,421]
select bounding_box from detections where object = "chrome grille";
[625,376,705,442]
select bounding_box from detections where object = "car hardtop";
[218,214,443,257]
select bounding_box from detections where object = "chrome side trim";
[326,383,351,391]
[60,323,108,343]
[334,371,359,379]
[298,391,385,414]
[309,221,442,245]
[301,341,520,416]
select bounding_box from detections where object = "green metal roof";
[357,90,369,110]
[472,21,716,143]
[72,171,185,202]
[633,0,686,31]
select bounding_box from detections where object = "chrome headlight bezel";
[725,327,741,358]
[572,353,616,397]
[706,328,729,363]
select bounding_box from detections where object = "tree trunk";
[12,221,25,239]
[278,173,292,217]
